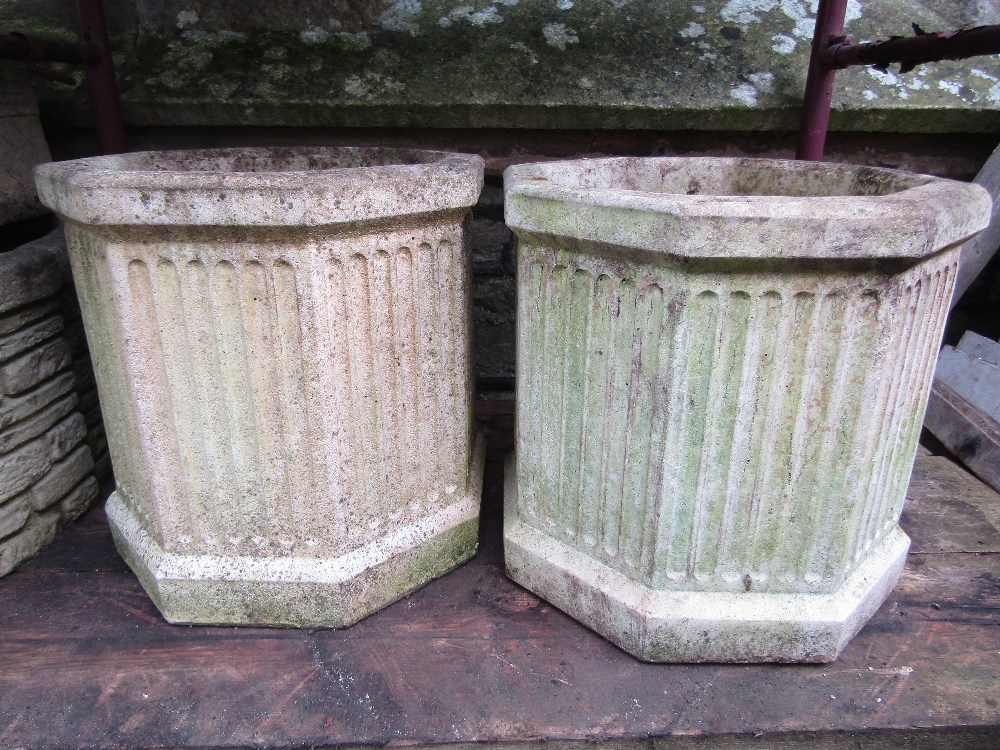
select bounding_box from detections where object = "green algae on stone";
[3,0,999,131]
[503,156,992,662]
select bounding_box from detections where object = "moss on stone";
[2,1,999,131]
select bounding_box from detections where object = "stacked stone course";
[0,231,100,575]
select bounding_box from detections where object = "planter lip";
[34,146,484,227]
[504,156,992,261]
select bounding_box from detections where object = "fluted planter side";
[36,148,484,627]
[504,157,991,662]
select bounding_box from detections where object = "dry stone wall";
[0,230,101,576]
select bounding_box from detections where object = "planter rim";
[34,146,484,227]
[504,156,992,261]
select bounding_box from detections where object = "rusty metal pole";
[796,0,848,161]
[74,0,125,154]
[825,24,1000,71]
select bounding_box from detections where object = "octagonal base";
[503,456,909,663]
[107,436,485,628]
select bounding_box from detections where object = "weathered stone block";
[0,315,64,362]
[0,371,75,431]
[0,230,66,316]
[58,475,100,523]
[0,512,59,576]
[0,495,30,539]
[0,392,77,454]
[0,336,72,395]
[29,444,92,511]
[36,147,485,627]
[503,156,992,663]
[0,434,51,503]
[44,412,87,463]
[0,299,59,337]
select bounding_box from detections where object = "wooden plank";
[0,408,997,750]
[952,139,1000,307]
[902,454,1000,553]
[934,346,1000,422]
[654,727,998,749]
[1,618,997,749]
[957,331,1000,367]
[889,553,1000,623]
[923,379,1000,493]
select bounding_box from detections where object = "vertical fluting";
[559,270,592,539]
[271,259,313,546]
[393,248,421,508]
[149,256,215,546]
[694,291,751,580]
[66,228,157,538]
[515,243,956,594]
[517,255,545,521]
[667,290,719,578]
[620,284,663,571]
[124,259,192,548]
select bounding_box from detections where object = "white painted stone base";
[504,455,909,663]
[108,435,485,628]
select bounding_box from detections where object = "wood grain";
[0,406,997,750]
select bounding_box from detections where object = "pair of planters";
[35,148,990,663]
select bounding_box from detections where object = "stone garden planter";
[35,147,485,627]
[503,157,991,662]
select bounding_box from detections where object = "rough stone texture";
[0,511,59,577]
[0,337,73,395]
[2,2,999,133]
[0,239,64,315]
[35,146,486,627]
[0,495,30,539]
[0,89,51,223]
[55,249,111,482]
[503,156,992,663]
[0,230,105,575]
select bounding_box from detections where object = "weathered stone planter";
[503,157,991,663]
[35,147,485,627]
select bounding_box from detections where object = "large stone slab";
[2,2,998,132]
[36,147,485,626]
[503,156,992,662]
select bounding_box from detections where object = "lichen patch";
[542,22,579,50]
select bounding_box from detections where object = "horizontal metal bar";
[824,24,1000,73]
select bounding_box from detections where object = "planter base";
[503,455,909,663]
[107,435,485,628]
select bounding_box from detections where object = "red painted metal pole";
[74,0,125,155]
[796,0,848,161]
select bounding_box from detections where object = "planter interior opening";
[525,158,931,198]
[106,147,447,174]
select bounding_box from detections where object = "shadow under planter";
[35,147,485,627]
[503,156,991,663]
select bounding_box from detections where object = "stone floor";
[0,401,997,750]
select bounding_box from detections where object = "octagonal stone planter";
[35,147,485,627]
[503,157,991,663]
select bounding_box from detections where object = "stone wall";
[0,231,101,576]
[2,1,999,132]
